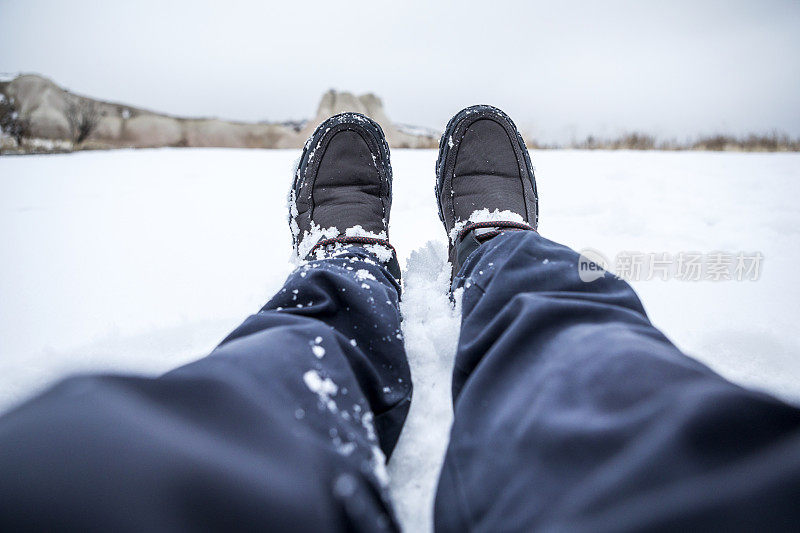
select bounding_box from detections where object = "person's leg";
[435,231,800,532]
[432,106,800,531]
[0,113,411,531]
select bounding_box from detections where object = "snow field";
[1,148,799,531]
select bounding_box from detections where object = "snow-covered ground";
[1,148,799,531]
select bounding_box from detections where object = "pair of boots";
[290,105,538,281]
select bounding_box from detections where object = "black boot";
[435,105,539,279]
[290,112,401,281]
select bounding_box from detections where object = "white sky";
[1,0,799,142]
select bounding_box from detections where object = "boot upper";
[290,113,393,260]
[435,105,539,279]
[436,105,538,241]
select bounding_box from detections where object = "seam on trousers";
[444,452,474,533]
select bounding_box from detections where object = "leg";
[0,113,410,531]
[0,248,410,531]
[431,105,800,531]
[435,231,800,531]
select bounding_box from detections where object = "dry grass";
[523,132,800,151]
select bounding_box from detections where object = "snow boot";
[435,105,539,279]
[289,112,401,281]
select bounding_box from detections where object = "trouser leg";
[434,231,800,532]
[0,247,411,532]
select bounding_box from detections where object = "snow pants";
[1,231,799,532]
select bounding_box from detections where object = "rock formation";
[0,74,439,152]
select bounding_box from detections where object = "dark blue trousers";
[1,232,798,532]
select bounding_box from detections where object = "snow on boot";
[435,105,539,279]
[289,112,401,281]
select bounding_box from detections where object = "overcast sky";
[2,0,799,142]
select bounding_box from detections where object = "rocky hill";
[0,74,439,153]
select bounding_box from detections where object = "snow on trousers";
[0,232,798,531]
